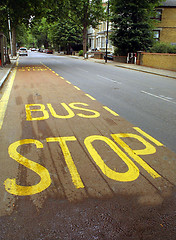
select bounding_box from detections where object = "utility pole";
[8,12,13,57]
[105,0,109,63]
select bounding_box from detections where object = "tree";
[0,0,52,55]
[30,18,51,49]
[69,0,105,57]
[49,18,82,52]
[110,0,163,56]
[44,0,105,56]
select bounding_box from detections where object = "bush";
[113,48,119,56]
[149,42,176,54]
[79,50,83,56]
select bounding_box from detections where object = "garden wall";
[140,52,176,71]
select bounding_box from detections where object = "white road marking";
[141,91,176,105]
[97,75,121,84]
[77,68,88,73]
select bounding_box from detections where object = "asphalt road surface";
[0,51,175,239]
[32,52,176,153]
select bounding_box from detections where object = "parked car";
[104,53,114,60]
[19,47,28,56]
[46,49,53,54]
[31,48,36,51]
[43,49,47,53]
[38,48,44,52]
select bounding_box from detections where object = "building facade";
[153,0,176,44]
[88,0,114,53]
[88,0,176,54]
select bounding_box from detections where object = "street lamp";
[105,0,109,63]
[8,12,13,57]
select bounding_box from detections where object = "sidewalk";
[0,57,17,88]
[67,55,176,79]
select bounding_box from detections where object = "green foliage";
[69,0,105,28]
[79,50,83,56]
[110,0,162,55]
[0,0,49,27]
[0,5,9,35]
[113,48,119,56]
[0,0,105,55]
[149,42,176,54]
[30,18,50,49]
[49,18,82,51]
[69,0,105,55]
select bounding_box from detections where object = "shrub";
[149,42,176,54]
[79,50,83,56]
[113,48,119,56]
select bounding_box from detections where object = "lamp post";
[8,12,13,57]
[105,0,109,63]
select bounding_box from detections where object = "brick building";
[153,0,176,44]
[88,0,176,54]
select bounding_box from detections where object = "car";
[38,48,44,52]
[19,47,28,56]
[46,49,53,54]
[31,48,36,51]
[104,53,114,60]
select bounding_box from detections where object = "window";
[152,9,162,21]
[153,30,160,41]
[101,37,105,48]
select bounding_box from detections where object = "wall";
[140,52,176,71]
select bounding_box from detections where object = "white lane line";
[141,91,176,105]
[97,75,121,84]
[77,68,88,73]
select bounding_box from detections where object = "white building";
[88,0,114,53]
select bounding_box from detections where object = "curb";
[114,65,176,79]
[66,55,176,79]
[0,67,13,88]
[0,58,17,88]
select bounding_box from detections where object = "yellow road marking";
[5,139,51,196]
[0,68,17,130]
[112,133,161,179]
[133,127,163,146]
[46,137,84,188]
[69,102,100,118]
[19,68,47,72]
[66,81,71,84]
[84,135,139,182]
[103,106,119,116]
[74,86,80,90]
[60,77,64,79]
[85,94,96,100]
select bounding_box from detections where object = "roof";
[159,0,176,7]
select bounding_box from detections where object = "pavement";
[0,54,175,90]
[0,56,18,88]
[68,55,176,79]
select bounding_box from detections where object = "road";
[0,51,175,239]
[37,52,176,153]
